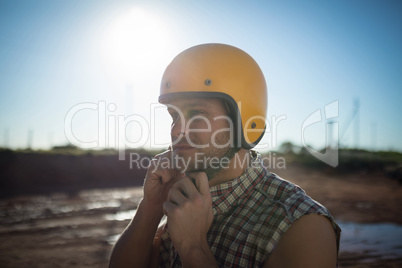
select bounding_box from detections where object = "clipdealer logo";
[301,100,339,167]
[64,101,286,159]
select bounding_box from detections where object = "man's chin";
[175,163,201,174]
[172,151,204,172]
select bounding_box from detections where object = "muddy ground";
[1,164,402,267]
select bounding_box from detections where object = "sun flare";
[101,8,171,85]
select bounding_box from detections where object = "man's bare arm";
[264,214,338,268]
[109,200,163,268]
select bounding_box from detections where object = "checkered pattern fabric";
[159,151,341,267]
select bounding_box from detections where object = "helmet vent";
[251,122,256,129]
[204,79,212,86]
[166,82,171,88]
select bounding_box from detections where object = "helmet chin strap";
[203,147,241,181]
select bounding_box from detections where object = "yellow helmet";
[159,43,267,149]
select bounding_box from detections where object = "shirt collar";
[209,151,266,215]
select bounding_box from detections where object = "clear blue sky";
[0,0,401,152]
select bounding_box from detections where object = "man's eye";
[188,110,203,118]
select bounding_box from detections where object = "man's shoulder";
[243,152,333,221]
[251,171,332,221]
[254,171,304,201]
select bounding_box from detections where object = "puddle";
[104,209,137,221]
[0,187,142,226]
[338,221,402,261]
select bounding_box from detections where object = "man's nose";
[171,118,186,140]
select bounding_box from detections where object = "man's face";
[167,97,233,172]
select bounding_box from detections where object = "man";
[109,43,341,267]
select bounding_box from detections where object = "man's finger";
[150,150,183,184]
[173,177,197,198]
[192,172,210,196]
[162,201,176,216]
[168,188,187,205]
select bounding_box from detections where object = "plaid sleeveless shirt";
[159,152,341,267]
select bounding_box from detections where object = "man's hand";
[142,150,183,214]
[163,172,216,267]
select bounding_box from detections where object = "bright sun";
[101,8,172,86]
[99,8,174,148]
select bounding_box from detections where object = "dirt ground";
[272,165,402,225]
[1,164,402,268]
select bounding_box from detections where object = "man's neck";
[209,149,251,187]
